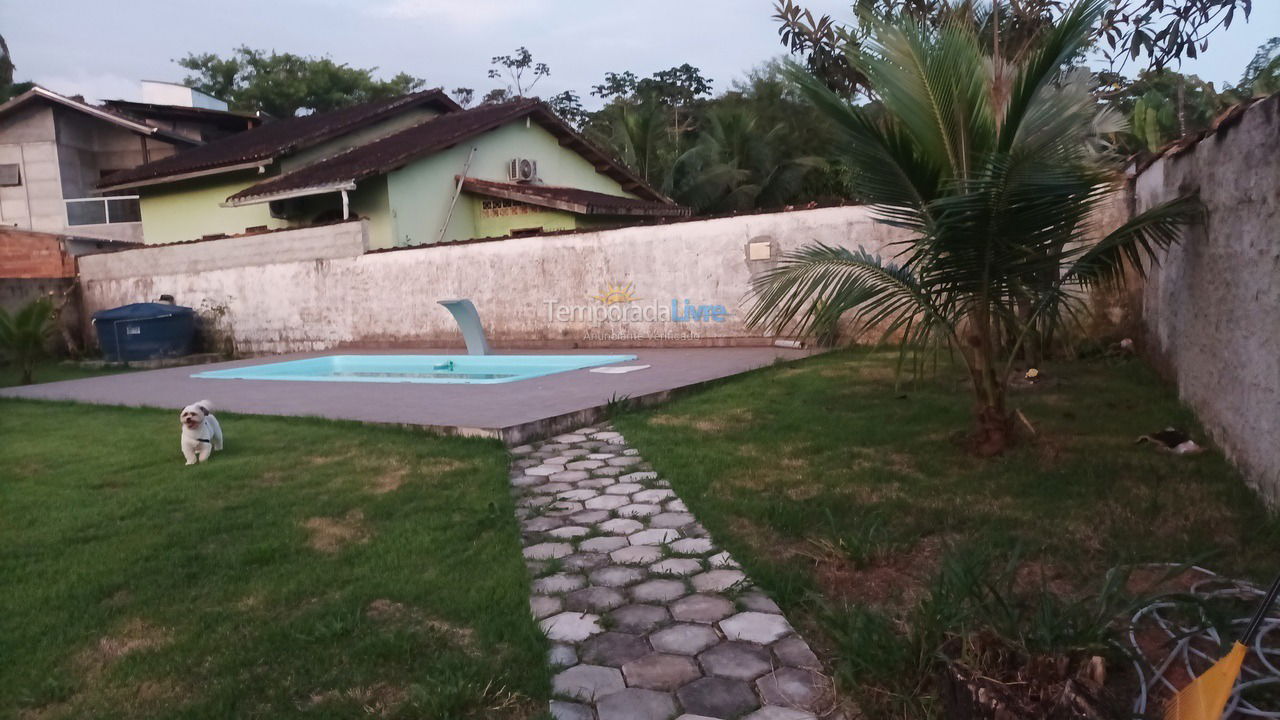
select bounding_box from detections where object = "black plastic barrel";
[93,303,197,362]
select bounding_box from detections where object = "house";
[99,91,689,249]
[0,84,255,243]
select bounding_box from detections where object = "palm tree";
[671,106,824,213]
[747,0,1198,455]
[0,297,56,385]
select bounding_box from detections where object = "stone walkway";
[510,425,833,720]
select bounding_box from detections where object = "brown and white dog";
[179,400,223,465]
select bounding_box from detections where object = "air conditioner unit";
[507,158,538,183]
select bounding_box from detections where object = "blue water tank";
[93,303,197,362]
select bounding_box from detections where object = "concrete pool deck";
[0,347,808,444]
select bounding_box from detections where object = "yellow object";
[1165,641,1248,720]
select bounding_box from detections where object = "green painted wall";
[471,200,577,239]
[139,171,286,244]
[136,109,441,245]
[381,120,639,248]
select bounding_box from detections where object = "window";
[0,164,20,187]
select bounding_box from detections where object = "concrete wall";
[1133,95,1280,503]
[0,104,64,233]
[78,206,904,353]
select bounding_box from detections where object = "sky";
[4,0,1278,109]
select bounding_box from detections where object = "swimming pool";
[192,354,637,385]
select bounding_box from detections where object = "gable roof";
[461,177,689,217]
[0,85,199,147]
[224,99,676,206]
[98,88,461,191]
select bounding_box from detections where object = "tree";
[0,33,33,103]
[176,47,425,117]
[747,1,1198,455]
[669,107,824,213]
[0,297,56,385]
[1234,36,1280,97]
[546,90,588,128]
[451,87,476,108]
[774,0,1252,96]
[1122,70,1224,151]
[486,46,549,98]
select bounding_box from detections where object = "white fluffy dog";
[179,400,223,465]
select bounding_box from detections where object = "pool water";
[192,354,637,385]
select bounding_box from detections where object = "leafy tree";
[747,2,1198,455]
[176,47,425,117]
[1121,70,1224,151]
[774,0,1252,96]
[486,46,549,97]
[451,87,476,108]
[669,107,824,213]
[1234,36,1280,97]
[0,33,33,103]
[592,65,713,106]
[546,90,588,128]
[598,102,672,188]
[0,297,56,385]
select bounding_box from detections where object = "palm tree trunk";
[967,308,1013,456]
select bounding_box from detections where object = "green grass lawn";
[614,350,1280,718]
[0,360,132,389]
[0,400,547,720]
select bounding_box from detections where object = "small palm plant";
[748,0,1198,454]
[0,297,56,385]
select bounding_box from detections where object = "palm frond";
[1062,194,1201,288]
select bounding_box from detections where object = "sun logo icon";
[590,281,640,305]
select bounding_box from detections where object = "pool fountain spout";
[437,299,492,356]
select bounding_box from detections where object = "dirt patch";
[81,619,172,673]
[303,684,409,716]
[365,599,477,653]
[302,510,371,553]
[650,407,756,434]
[810,535,948,610]
[368,465,409,494]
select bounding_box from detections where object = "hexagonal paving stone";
[570,509,612,525]
[631,579,687,603]
[676,676,759,718]
[594,431,622,440]
[742,708,818,720]
[588,453,617,460]
[550,700,594,720]
[755,667,829,710]
[551,470,592,484]
[511,474,544,488]
[708,551,739,569]
[566,586,627,612]
[530,595,563,619]
[548,525,592,539]
[533,482,574,495]
[553,664,625,702]
[553,434,589,443]
[526,465,562,476]
[561,553,611,572]
[585,495,629,510]
[546,501,585,516]
[544,456,573,465]
[719,612,794,644]
[533,573,587,595]
[589,565,647,587]
[669,538,714,555]
[518,495,553,508]
[650,558,703,577]
[616,504,663,518]
[628,529,680,546]
[650,512,696,528]
[621,653,701,691]
[604,483,644,495]
[567,459,605,470]
[596,687,679,720]
[607,456,643,467]
[600,518,645,535]
[579,632,651,667]
[620,471,658,482]
[739,592,782,614]
[557,489,599,502]
[579,478,616,489]
[595,466,627,477]
[649,623,720,656]
[581,535,629,550]
[608,604,670,634]
[665,499,689,512]
[549,644,578,668]
[691,569,747,593]
[634,489,676,504]
[524,542,574,560]
[670,594,736,624]
[540,612,603,642]
[699,641,773,680]
[611,545,664,565]
[523,517,565,532]
[771,636,822,670]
